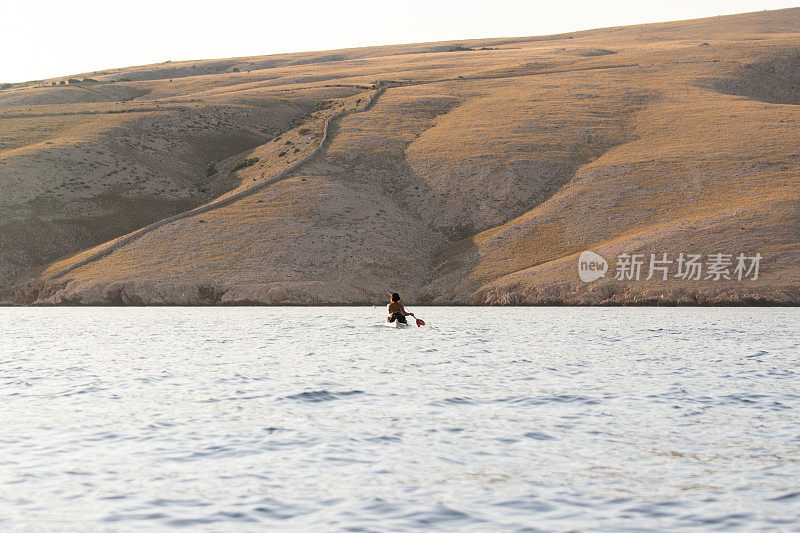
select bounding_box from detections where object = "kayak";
[384,320,411,328]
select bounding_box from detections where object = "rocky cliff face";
[2,8,799,305]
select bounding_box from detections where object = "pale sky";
[1,0,797,83]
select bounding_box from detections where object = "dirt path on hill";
[47,85,387,279]
[44,60,638,280]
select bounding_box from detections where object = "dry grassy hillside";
[3,8,799,305]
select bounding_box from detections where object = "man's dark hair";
[391,292,400,302]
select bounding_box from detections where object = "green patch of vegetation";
[232,157,259,171]
[278,151,287,157]
[298,128,311,135]
[206,163,217,177]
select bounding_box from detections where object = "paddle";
[404,305,425,327]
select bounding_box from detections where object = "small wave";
[439,397,475,405]
[624,503,676,518]
[681,512,752,527]
[770,491,800,501]
[282,390,364,402]
[198,392,272,403]
[166,517,222,526]
[523,431,556,440]
[362,497,402,515]
[99,494,129,501]
[399,504,476,527]
[253,498,315,520]
[497,394,599,406]
[148,498,210,508]
[721,394,763,405]
[495,498,555,513]
[103,512,168,522]
[364,434,402,443]
[58,385,105,397]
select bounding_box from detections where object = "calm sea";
[1,307,798,531]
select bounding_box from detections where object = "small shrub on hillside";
[206,163,217,177]
[446,45,474,52]
[232,157,259,171]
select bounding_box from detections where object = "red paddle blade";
[416,318,425,327]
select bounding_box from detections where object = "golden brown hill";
[3,8,799,305]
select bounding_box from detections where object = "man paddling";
[387,293,425,327]
[387,292,414,325]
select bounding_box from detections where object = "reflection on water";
[1,307,798,530]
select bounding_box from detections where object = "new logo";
[578,251,608,282]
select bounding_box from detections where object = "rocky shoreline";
[6,279,798,306]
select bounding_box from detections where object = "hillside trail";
[46,84,387,279]
[45,57,638,280]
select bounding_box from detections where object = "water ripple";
[281,389,365,402]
